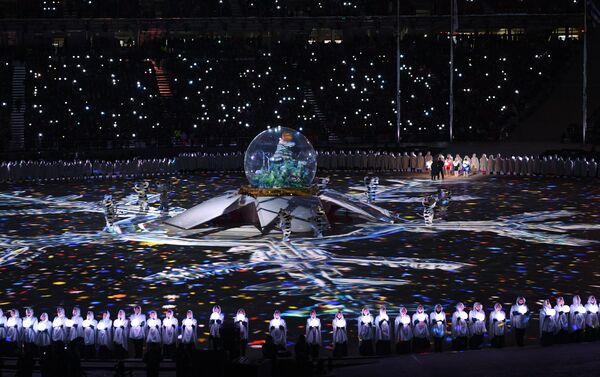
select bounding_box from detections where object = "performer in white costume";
[570,295,586,342]
[430,304,446,352]
[5,309,22,356]
[374,306,391,355]
[35,313,52,354]
[208,305,224,351]
[181,310,198,352]
[51,307,68,350]
[489,303,506,348]
[451,302,468,351]
[412,305,430,352]
[112,310,129,359]
[162,309,178,359]
[358,307,374,356]
[554,297,570,343]
[539,300,558,346]
[129,305,146,358]
[82,311,97,359]
[233,309,247,357]
[96,311,112,359]
[305,309,321,359]
[22,308,38,354]
[332,311,348,358]
[269,310,287,351]
[394,307,413,354]
[468,302,486,349]
[510,296,529,347]
[67,307,84,356]
[145,311,162,353]
[585,296,599,341]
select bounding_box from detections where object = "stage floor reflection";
[1,173,600,343]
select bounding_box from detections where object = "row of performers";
[1,296,597,360]
[440,154,598,178]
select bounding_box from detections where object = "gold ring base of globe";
[239,185,320,198]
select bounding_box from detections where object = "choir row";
[1,151,599,183]
[1,295,598,359]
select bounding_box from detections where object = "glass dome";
[244,127,317,189]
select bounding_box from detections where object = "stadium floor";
[1,172,599,346]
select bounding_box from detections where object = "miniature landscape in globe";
[244,127,317,189]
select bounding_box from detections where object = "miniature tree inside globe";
[244,127,317,189]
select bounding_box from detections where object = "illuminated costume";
[181,311,198,351]
[233,309,248,357]
[22,308,38,353]
[332,311,348,357]
[554,297,570,343]
[358,307,374,356]
[112,310,129,359]
[82,311,97,359]
[430,305,446,352]
[67,307,84,356]
[539,300,558,346]
[584,296,599,341]
[489,303,506,348]
[570,295,586,342]
[468,302,486,349]
[96,311,112,359]
[269,310,287,351]
[206,305,223,351]
[412,305,430,352]
[162,310,178,359]
[375,306,391,355]
[145,311,162,357]
[129,306,146,358]
[35,313,52,352]
[509,296,529,347]
[5,309,22,355]
[51,307,68,349]
[305,310,321,358]
[394,307,412,354]
[451,303,468,350]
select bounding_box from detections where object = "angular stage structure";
[165,127,396,235]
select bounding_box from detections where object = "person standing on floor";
[452,302,469,351]
[468,302,486,349]
[510,296,530,347]
[358,307,374,356]
[430,304,446,352]
[489,303,506,348]
[584,296,599,341]
[332,311,348,358]
[394,307,413,354]
[375,306,391,355]
[539,300,558,347]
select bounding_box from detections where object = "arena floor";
[1,173,600,346]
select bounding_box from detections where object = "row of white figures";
[0,296,597,358]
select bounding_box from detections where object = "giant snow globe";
[244,127,317,189]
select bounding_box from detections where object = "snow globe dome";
[244,127,317,189]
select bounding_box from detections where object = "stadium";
[0,1,600,376]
